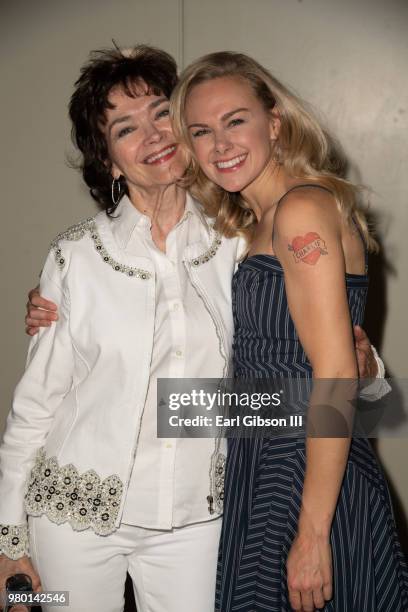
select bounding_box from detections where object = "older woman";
[0,45,239,612]
[170,51,408,611]
[12,45,382,612]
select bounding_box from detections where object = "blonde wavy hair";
[171,51,377,251]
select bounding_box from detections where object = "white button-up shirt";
[121,195,225,529]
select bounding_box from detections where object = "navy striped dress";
[216,200,408,611]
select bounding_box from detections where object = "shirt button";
[175,349,183,357]
[173,302,179,311]
[165,443,173,449]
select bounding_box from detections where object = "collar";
[111,192,213,249]
[182,192,212,238]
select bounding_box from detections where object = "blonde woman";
[170,52,408,612]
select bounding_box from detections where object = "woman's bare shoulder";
[274,186,340,234]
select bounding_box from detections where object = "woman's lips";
[144,145,177,165]
[214,153,247,173]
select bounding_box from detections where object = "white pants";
[28,515,222,612]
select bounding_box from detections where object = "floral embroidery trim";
[189,232,223,267]
[214,453,226,513]
[24,449,123,536]
[0,523,29,560]
[50,218,152,279]
[50,218,91,270]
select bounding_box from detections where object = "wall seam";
[178,0,184,69]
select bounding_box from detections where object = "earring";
[111,177,122,205]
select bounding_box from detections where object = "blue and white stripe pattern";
[216,251,408,611]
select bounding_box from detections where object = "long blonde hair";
[171,51,377,251]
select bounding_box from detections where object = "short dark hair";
[69,45,178,212]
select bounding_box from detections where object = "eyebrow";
[149,96,168,109]
[187,107,250,129]
[108,97,169,134]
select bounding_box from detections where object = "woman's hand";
[286,526,332,611]
[25,286,58,336]
[0,553,42,611]
[353,325,378,378]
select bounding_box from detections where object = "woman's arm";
[0,248,74,561]
[23,288,387,387]
[273,191,359,611]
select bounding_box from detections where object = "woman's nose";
[214,132,232,155]
[144,125,162,145]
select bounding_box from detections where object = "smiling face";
[102,83,188,196]
[185,76,279,193]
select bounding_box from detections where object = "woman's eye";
[117,126,134,139]
[192,128,210,138]
[228,118,244,128]
[156,108,170,119]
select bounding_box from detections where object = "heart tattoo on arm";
[288,232,328,265]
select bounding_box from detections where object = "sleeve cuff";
[0,523,29,560]
[372,345,385,379]
[359,345,391,402]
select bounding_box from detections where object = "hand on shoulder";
[25,286,58,336]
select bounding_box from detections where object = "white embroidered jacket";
[0,196,243,560]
